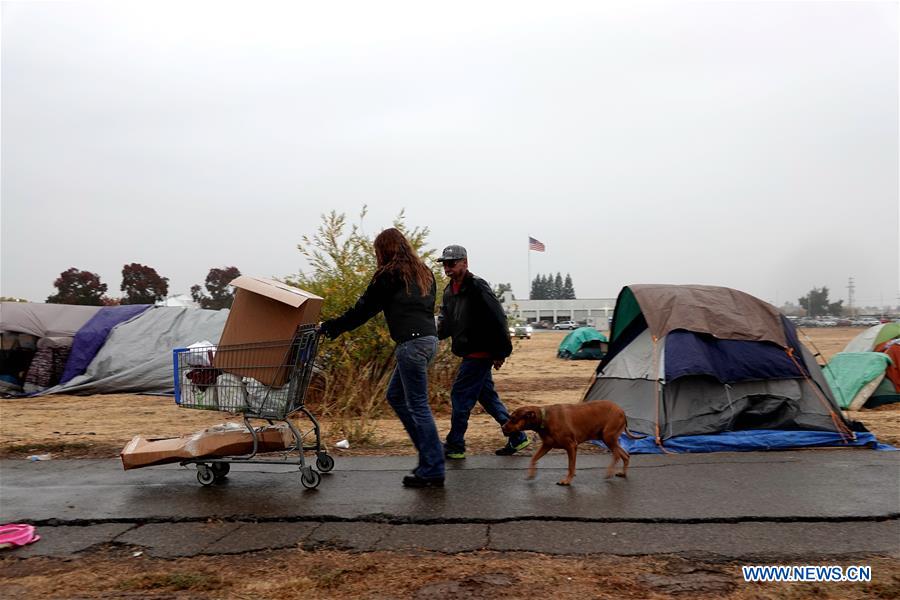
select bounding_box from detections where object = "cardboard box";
[120,423,294,470]
[214,276,323,386]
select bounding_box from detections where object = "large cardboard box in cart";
[213,276,323,387]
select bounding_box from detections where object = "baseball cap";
[437,245,467,263]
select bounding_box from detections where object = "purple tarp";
[59,305,151,384]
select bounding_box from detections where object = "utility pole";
[847,276,855,317]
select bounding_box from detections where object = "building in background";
[501,292,616,329]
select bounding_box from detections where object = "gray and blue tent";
[583,284,885,452]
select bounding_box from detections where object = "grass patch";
[313,567,354,589]
[339,418,379,446]
[0,441,100,458]
[118,570,223,592]
[311,564,377,589]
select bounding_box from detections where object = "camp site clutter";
[0,277,323,404]
[143,277,333,488]
[176,276,323,414]
[3,280,895,467]
[0,302,228,396]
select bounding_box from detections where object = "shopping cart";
[172,324,332,488]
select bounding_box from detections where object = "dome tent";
[844,322,900,353]
[557,327,608,360]
[583,284,881,453]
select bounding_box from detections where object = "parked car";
[850,317,880,327]
[553,321,578,330]
[511,324,533,339]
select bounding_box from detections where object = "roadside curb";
[7,519,899,560]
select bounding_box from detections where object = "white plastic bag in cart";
[182,371,218,409]
[243,377,291,417]
[215,373,247,412]
[185,340,216,367]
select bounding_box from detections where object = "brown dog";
[501,401,644,485]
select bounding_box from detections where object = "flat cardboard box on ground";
[213,276,323,387]
[120,423,294,470]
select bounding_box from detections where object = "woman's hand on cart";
[316,321,335,339]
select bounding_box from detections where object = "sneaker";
[495,436,531,456]
[444,445,466,460]
[402,474,445,488]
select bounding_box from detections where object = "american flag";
[528,237,546,252]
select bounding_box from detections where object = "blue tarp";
[59,304,151,384]
[591,429,894,453]
[665,330,801,383]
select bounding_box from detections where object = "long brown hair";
[373,228,433,296]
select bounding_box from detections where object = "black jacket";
[437,272,512,359]
[321,272,437,344]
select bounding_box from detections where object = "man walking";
[437,245,531,458]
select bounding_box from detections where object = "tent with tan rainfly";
[582,284,887,453]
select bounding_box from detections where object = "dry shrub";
[287,207,458,422]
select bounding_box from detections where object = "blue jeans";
[386,336,444,479]
[445,358,527,451]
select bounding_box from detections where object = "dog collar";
[539,407,547,429]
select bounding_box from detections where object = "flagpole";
[527,238,531,300]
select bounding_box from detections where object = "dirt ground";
[2,327,898,599]
[3,550,898,599]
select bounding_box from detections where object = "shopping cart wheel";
[300,468,321,489]
[196,465,216,486]
[211,462,230,480]
[316,453,335,473]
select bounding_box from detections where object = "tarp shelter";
[0,302,103,393]
[558,327,608,360]
[41,306,229,396]
[0,302,102,340]
[59,304,153,384]
[828,323,900,409]
[583,284,875,453]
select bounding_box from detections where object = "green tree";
[46,268,108,305]
[191,267,241,309]
[798,286,844,317]
[533,273,570,299]
[531,274,546,299]
[563,273,576,299]
[553,272,564,299]
[121,263,169,305]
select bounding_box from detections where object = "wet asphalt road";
[2,451,898,559]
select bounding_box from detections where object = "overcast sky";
[2,1,898,309]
